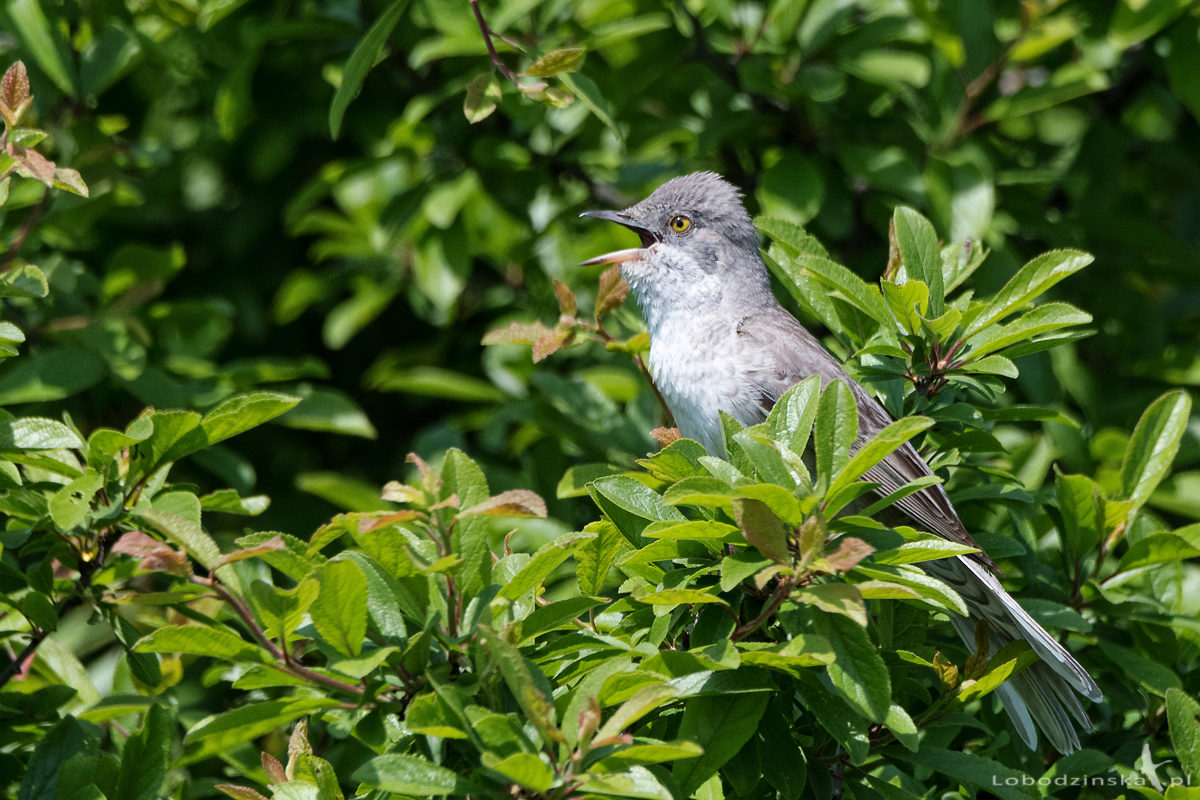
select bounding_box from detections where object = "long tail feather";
[928,555,1099,752]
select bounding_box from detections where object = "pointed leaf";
[329,0,413,137]
[893,207,944,316]
[1119,390,1191,510]
[815,381,857,493]
[964,250,1093,338]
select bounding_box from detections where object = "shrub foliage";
[1,1,1199,799]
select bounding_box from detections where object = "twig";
[468,0,520,87]
[204,577,369,698]
[2,192,48,271]
[732,575,796,641]
[592,322,675,427]
[0,526,115,691]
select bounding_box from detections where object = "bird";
[579,171,1101,753]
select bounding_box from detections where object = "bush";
[1,1,1199,798]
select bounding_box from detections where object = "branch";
[2,191,47,271]
[592,322,676,427]
[0,528,114,691]
[732,575,796,641]
[468,0,520,87]
[205,578,370,699]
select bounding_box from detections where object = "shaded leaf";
[329,0,413,137]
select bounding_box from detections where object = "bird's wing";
[738,309,990,562]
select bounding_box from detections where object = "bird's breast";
[648,315,766,454]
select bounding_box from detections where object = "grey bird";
[580,171,1101,753]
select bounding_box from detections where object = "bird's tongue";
[579,247,646,266]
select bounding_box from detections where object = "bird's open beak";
[579,210,659,266]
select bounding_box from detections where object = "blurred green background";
[2,0,1198,539]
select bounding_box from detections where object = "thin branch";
[469,0,520,87]
[2,191,48,271]
[732,576,796,641]
[205,578,369,699]
[592,322,675,427]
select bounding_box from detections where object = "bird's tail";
[924,556,1101,753]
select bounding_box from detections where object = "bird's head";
[579,172,768,313]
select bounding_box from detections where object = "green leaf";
[776,253,891,327]
[200,489,270,516]
[0,414,84,450]
[672,692,770,795]
[463,73,501,123]
[277,387,377,439]
[579,766,674,800]
[815,381,858,493]
[955,641,1038,704]
[965,302,1091,360]
[17,716,95,800]
[759,706,806,798]
[182,698,343,764]
[793,583,867,626]
[595,684,683,741]
[0,347,106,404]
[310,559,368,657]
[525,47,586,77]
[964,250,1093,338]
[595,740,704,769]
[635,588,729,608]
[352,754,470,795]
[481,627,559,741]
[1167,19,1200,125]
[296,472,391,512]
[1109,0,1193,49]
[1098,640,1182,696]
[134,624,261,661]
[479,753,554,793]
[816,611,891,722]
[881,279,929,336]
[114,704,172,800]
[1116,533,1200,573]
[643,519,739,542]
[497,531,596,601]
[405,692,468,739]
[576,520,624,595]
[893,207,944,316]
[0,263,49,298]
[828,416,933,500]
[733,498,791,564]
[1055,472,1106,557]
[765,376,822,458]
[7,0,77,96]
[48,469,103,530]
[87,416,154,471]
[906,748,1038,800]
[1119,389,1192,510]
[197,391,302,449]
[852,564,967,615]
[557,71,621,143]
[756,216,830,259]
[328,0,413,138]
[367,365,505,402]
[590,475,684,542]
[758,151,825,225]
[1166,688,1200,783]
[965,354,1018,377]
[136,507,222,572]
[443,448,492,596]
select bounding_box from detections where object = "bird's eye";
[669,215,692,234]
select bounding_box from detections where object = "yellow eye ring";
[669,215,692,234]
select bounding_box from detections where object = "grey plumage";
[581,171,1101,753]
